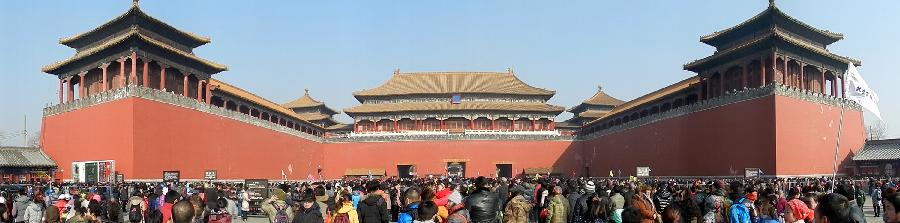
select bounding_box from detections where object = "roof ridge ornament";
[768,0,775,7]
[133,0,140,7]
[394,67,400,75]
[304,88,309,95]
[598,85,603,92]
[506,67,514,74]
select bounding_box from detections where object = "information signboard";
[163,171,180,183]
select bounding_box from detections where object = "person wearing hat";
[293,193,324,223]
[261,188,294,223]
[445,186,468,223]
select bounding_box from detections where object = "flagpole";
[832,101,846,180]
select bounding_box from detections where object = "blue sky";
[1,1,897,146]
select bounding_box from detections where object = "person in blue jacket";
[397,188,422,223]
[729,197,751,223]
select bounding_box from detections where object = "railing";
[43,85,325,142]
[326,133,575,143]
[580,83,862,141]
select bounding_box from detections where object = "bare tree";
[866,122,888,141]
[27,131,41,147]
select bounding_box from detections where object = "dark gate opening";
[496,164,512,178]
[397,165,415,179]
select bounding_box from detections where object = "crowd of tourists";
[0,176,897,223]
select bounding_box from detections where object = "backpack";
[274,204,290,223]
[128,204,143,222]
[332,213,350,223]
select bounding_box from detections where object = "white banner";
[843,63,881,120]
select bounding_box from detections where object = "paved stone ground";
[862,195,885,223]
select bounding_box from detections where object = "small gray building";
[0,147,57,183]
[852,139,900,176]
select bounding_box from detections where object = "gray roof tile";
[0,147,57,168]
[852,139,900,161]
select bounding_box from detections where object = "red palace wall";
[321,140,579,179]
[774,96,866,176]
[581,95,865,177]
[42,98,325,181]
[41,94,866,181]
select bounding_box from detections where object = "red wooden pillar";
[440,119,445,130]
[206,83,213,103]
[197,80,204,101]
[78,71,86,99]
[67,77,74,102]
[118,57,126,88]
[531,119,536,131]
[718,71,725,96]
[549,121,555,130]
[470,118,475,130]
[393,120,399,132]
[741,64,747,89]
[142,59,150,87]
[491,119,496,130]
[58,79,64,104]
[100,63,109,91]
[130,52,138,85]
[820,68,826,94]
[182,73,189,97]
[782,57,787,86]
[704,78,710,99]
[159,63,167,91]
[760,56,766,86]
[799,63,805,90]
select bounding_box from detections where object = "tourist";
[43,206,60,223]
[161,191,180,223]
[882,191,900,223]
[565,182,582,223]
[292,193,323,223]
[853,183,866,209]
[13,190,31,223]
[171,200,195,223]
[661,206,681,223]
[466,177,499,223]
[754,196,779,223]
[357,182,389,223]
[238,188,249,222]
[106,198,121,223]
[814,194,851,223]
[331,193,359,223]
[127,192,146,223]
[22,194,44,223]
[872,184,884,218]
[66,207,88,223]
[586,192,613,223]
[619,207,642,223]
[653,183,672,215]
[261,189,293,223]
[833,184,865,223]
[445,186,469,223]
[630,185,656,223]
[206,198,232,223]
[413,201,438,223]
[144,210,162,223]
[610,186,625,223]
[503,187,531,223]
[546,186,568,223]
[398,188,422,223]
[312,187,328,219]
